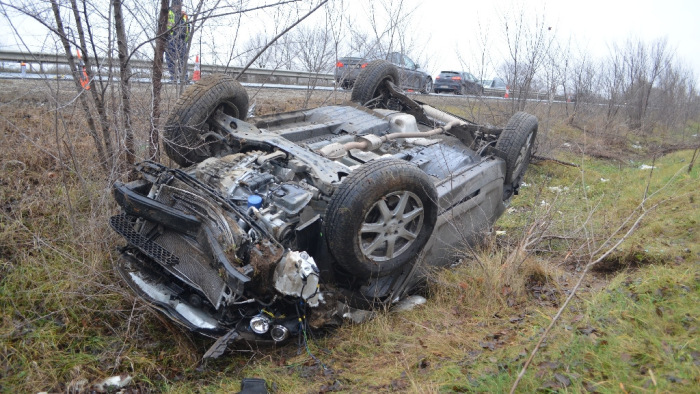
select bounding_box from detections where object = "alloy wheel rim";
[359,191,424,262]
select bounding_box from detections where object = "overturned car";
[110,60,537,352]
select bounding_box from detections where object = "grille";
[110,214,179,266]
[110,213,228,309]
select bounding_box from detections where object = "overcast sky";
[404,0,700,79]
[1,0,698,83]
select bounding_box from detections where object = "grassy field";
[1,80,698,392]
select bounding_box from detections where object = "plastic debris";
[93,374,132,392]
[639,164,656,170]
[600,178,609,182]
[392,295,427,312]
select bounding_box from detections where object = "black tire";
[495,112,538,188]
[420,78,433,94]
[351,60,400,105]
[164,74,249,166]
[325,158,437,279]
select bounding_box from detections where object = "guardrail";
[0,50,335,86]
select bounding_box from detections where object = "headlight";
[270,325,290,342]
[249,315,270,334]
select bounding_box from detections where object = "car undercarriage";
[110,60,537,356]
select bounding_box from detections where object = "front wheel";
[164,74,249,166]
[325,159,437,279]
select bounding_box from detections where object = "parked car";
[334,56,368,89]
[110,61,537,355]
[481,78,508,94]
[434,71,483,95]
[385,52,433,93]
[335,52,433,94]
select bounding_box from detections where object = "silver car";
[110,61,537,355]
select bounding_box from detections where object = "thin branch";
[236,0,329,80]
[509,202,656,394]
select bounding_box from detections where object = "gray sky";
[408,0,700,79]
[358,0,700,78]
[1,0,698,83]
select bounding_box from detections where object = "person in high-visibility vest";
[165,0,190,83]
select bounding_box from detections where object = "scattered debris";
[67,378,89,393]
[239,377,268,393]
[93,374,132,392]
[342,306,376,324]
[639,164,656,170]
[392,295,427,312]
[600,178,609,182]
[547,186,569,193]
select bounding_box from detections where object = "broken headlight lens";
[270,325,290,342]
[250,315,270,334]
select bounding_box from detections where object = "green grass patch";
[499,149,700,261]
[464,260,699,392]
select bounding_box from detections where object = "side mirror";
[414,64,420,70]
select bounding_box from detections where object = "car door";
[401,54,420,90]
[387,52,409,90]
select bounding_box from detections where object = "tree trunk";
[69,0,115,168]
[112,0,136,179]
[150,0,170,162]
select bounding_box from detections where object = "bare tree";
[112,0,135,178]
[294,23,333,106]
[149,0,169,162]
[499,3,555,112]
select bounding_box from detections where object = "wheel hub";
[359,191,424,262]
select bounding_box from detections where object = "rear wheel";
[351,60,400,106]
[325,159,437,279]
[164,74,248,166]
[421,78,433,94]
[495,112,538,198]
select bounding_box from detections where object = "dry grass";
[1,79,698,392]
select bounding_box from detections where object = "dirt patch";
[591,249,664,273]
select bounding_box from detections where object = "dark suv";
[434,71,482,95]
[335,52,433,94]
[335,56,368,89]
